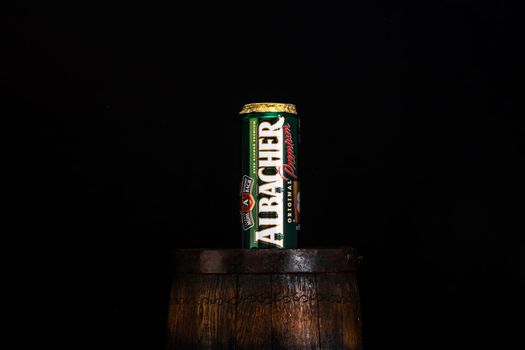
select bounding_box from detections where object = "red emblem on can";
[241,193,255,213]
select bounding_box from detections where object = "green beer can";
[239,102,300,248]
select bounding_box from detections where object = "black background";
[3,1,522,350]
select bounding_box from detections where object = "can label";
[240,112,300,248]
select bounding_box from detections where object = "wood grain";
[271,274,320,350]
[341,274,362,350]
[235,274,272,350]
[166,274,199,349]
[167,275,236,349]
[166,249,362,349]
[317,273,345,349]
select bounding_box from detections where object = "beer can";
[239,102,300,248]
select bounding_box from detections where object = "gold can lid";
[239,102,297,115]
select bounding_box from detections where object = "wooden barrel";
[166,248,362,350]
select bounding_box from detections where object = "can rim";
[239,102,297,115]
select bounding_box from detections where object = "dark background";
[3,1,522,349]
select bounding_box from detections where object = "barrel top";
[173,247,360,274]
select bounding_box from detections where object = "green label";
[240,112,300,248]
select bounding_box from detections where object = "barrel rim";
[172,247,361,274]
